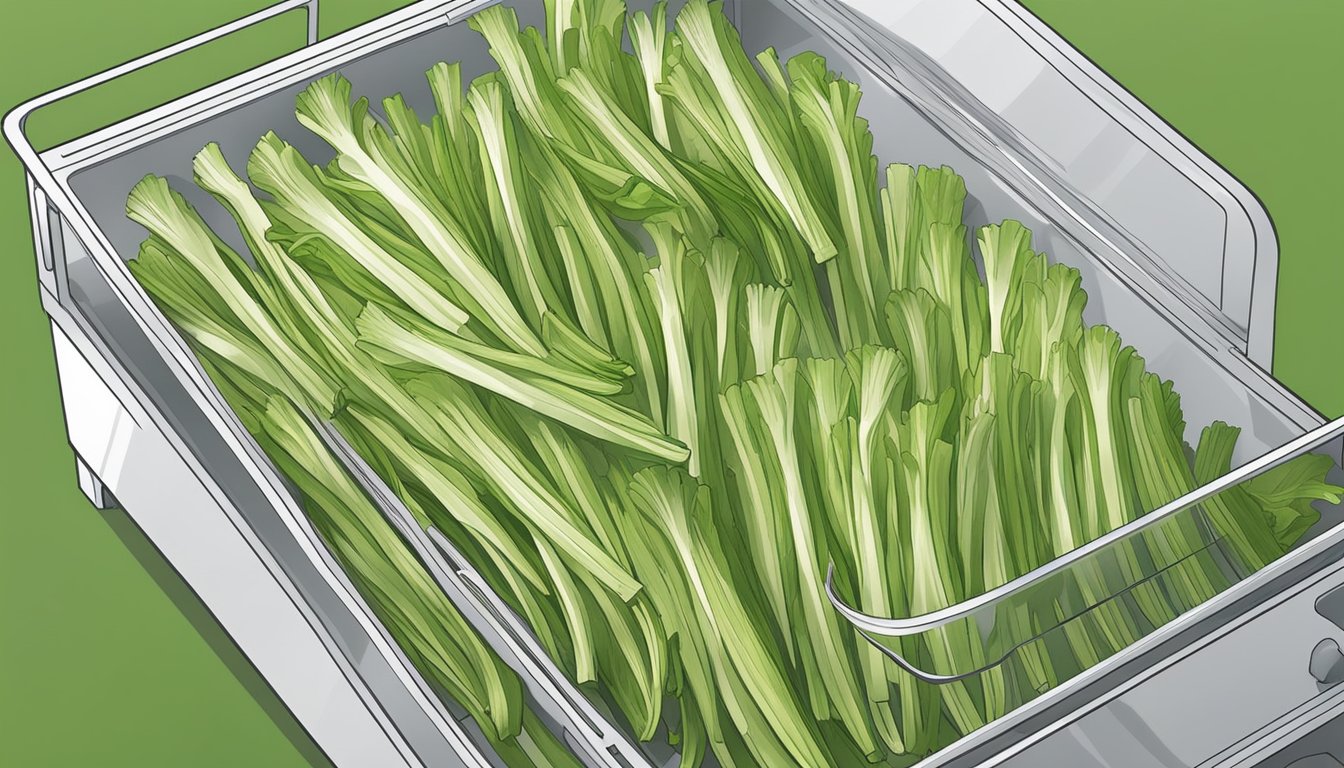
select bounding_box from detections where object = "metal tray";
[9,0,1344,765]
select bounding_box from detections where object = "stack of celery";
[126,0,1342,764]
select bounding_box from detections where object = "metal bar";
[3,0,318,261]
[828,414,1344,635]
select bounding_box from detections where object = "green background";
[0,1,1340,765]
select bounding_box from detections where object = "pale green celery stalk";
[523,135,667,424]
[1070,326,1138,539]
[967,354,1052,700]
[426,62,497,258]
[702,237,746,385]
[924,222,983,374]
[342,404,552,595]
[911,166,968,271]
[530,538,595,684]
[540,312,633,384]
[316,162,492,288]
[1010,281,1051,382]
[471,7,565,142]
[557,67,716,245]
[256,395,523,740]
[550,225,609,348]
[629,1,671,148]
[842,347,911,753]
[881,163,922,293]
[1242,454,1343,549]
[191,145,354,391]
[884,163,968,301]
[673,0,837,261]
[131,245,302,395]
[264,194,443,318]
[379,92,454,209]
[754,47,792,109]
[1038,345,1111,670]
[884,288,958,404]
[245,132,469,336]
[789,52,887,344]
[628,467,834,768]
[549,0,637,109]
[1193,423,1290,571]
[294,74,544,355]
[1123,374,1222,610]
[823,420,907,757]
[1019,267,1084,547]
[977,220,1038,356]
[954,409,1010,720]
[683,279,739,523]
[742,284,800,379]
[889,394,986,735]
[1043,345,1086,556]
[813,415,858,577]
[355,303,686,463]
[608,466,721,765]
[655,69,788,278]
[1067,327,1162,642]
[954,409,998,601]
[471,6,679,220]
[396,373,641,600]
[772,232,840,361]
[718,384,796,660]
[647,224,702,476]
[1042,265,1087,348]
[744,360,876,756]
[878,449,942,756]
[511,413,628,569]
[973,354,1043,577]
[508,414,668,740]
[845,348,905,616]
[581,573,664,739]
[542,0,579,73]
[658,66,837,361]
[126,176,339,414]
[803,356,857,430]
[507,443,667,736]
[1013,263,1087,380]
[798,357,857,602]
[367,302,623,396]
[466,75,561,329]
[917,164,969,225]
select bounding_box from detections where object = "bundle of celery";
[127,0,1342,765]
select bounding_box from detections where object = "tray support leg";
[75,453,116,510]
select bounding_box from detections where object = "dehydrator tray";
[10,0,1344,765]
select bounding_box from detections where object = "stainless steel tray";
[10,0,1343,766]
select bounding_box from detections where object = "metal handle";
[828,415,1344,684]
[4,0,318,197]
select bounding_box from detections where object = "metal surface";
[8,0,1341,766]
